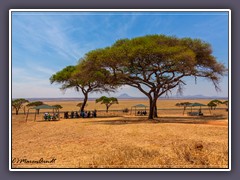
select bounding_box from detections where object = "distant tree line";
[12,100,63,115]
[207,99,228,110]
[175,99,228,111]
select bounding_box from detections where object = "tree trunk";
[148,98,154,120]
[106,106,109,113]
[16,109,19,115]
[153,100,158,118]
[148,97,158,120]
[152,92,159,118]
[81,93,88,112]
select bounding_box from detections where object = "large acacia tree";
[84,35,226,119]
[50,62,116,112]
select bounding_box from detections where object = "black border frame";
[1,0,240,179]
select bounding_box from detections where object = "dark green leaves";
[26,101,44,107]
[95,96,118,105]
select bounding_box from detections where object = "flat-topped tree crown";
[12,98,29,115]
[84,34,226,119]
[95,96,118,113]
[27,101,44,107]
[50,62,117,112]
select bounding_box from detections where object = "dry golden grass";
[11,99,229,169]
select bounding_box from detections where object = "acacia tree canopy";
[27,101,44,107]
[52,104,63,109]
[176,102,191,110]
[84,34,226,119]
[26,101,44,114]
[50,66,78,91]
[207,99,225,110]
[50,63,116,112]
[12,98,29,115]
[50,65,91,112]
[96,96,118,112]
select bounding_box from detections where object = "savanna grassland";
[11,99,229,169]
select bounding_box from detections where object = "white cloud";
[13,14,83,62]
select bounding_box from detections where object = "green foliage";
[50,66,79,91]
[207,99,223,110]
[85,34,226,119]
[50,66,76,83]
[95,96,118,112]
[86,34,226,89]
[207,101,217,109]
[96,96,118,104]
[210,99,223,105]
[27,101,44,107]
[52,104,63,109]
[176,102,191,110]
[50,63,117,112]
[175,102,191,107]
[50,34,226,119]
[12,98,29,115]
[75,57,119,90]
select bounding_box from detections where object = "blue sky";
[11,10,229,98]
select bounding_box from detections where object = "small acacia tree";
[84,34,226,119]
[52,104,63,109]
[50,63,116,112]
[12,98,29,115]
[207,99,223,110]
[207,101,217,110]
[27,101,44,114]
[176,102,191,111]
[27,101,44,107]
[96,96,118,112]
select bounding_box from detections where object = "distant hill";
[117,93,228,99]
[118,93,134,99]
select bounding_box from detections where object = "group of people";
[137,111,147,116]
[64,111,80,119]
[44,112,59,121]
[64,110,97,119]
